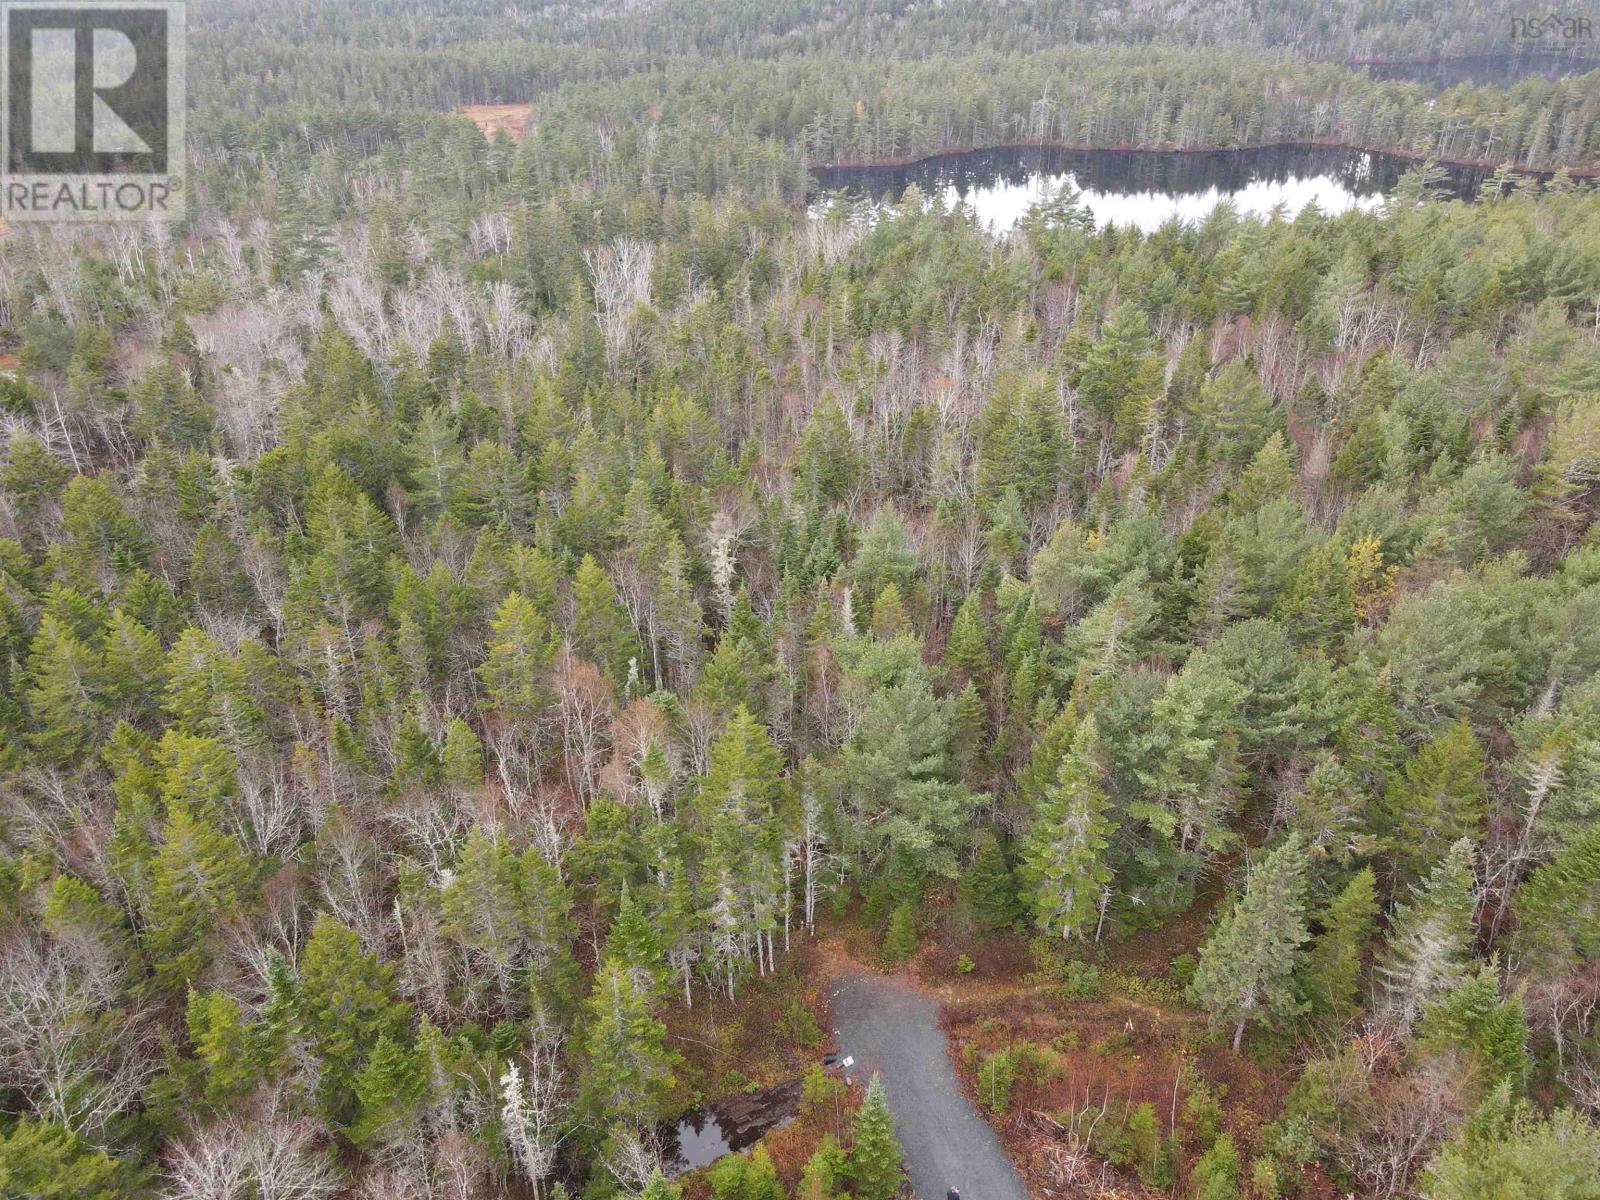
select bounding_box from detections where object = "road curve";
[829,971,1031,1200]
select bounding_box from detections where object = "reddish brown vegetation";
[461,103,532,141]
[941,983,1340,1198]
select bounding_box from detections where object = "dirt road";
[829,972,1031,1200]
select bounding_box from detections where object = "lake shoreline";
[807,137,1597,181]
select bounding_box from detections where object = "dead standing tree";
[584,237,655,365]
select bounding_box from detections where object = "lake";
[809,145,1493,235]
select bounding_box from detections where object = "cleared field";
[460,102,532,141]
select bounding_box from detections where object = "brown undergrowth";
[659,895,1345,1200]
[665,936,860,1198]
[663,938,834,1106]
[913,904,1344,1200]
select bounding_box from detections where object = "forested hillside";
[4,1,1600,1199]
[190,0,1600,190]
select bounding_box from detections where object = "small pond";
[662,1078,803,1174]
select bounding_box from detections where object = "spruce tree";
[573,554,641,688]
[100,609,165,721]
[640,1171,683,1200]
[945,591,990,683]
[477,591,555,723]
[1302,867,1378,1022]
[1375,838,1478,1033]
[799,1135,847,1200]
[1513,825,1600,976]
[349,1034,426,1147]
[298,915,413,1125]
[1377,718,1487,884]
[1417,962,1530,1093]
[1020,718,1113,941]
[849,1076,904,1200]
[579,960,679,1129]
[1187,835,1311,1051]
[0,1118,123,1200]
[881,899,919,961]
[25,614,102,761]
[1075,301,1159,448]
[1014,703,1081,815]
[870,581,911,641]
[143,802,254,991]
[709,1146,784,1200]
[186,989,257,1106]
[960,830,1023,931]
[605,883,667,995]
[1420,1088,1600,1200]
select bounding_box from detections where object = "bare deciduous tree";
[499,1017,566,1200]
[584,238,654,363]
[0,934,157,1139]
[165,1094,340,1200]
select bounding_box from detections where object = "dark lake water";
[1353,52,1600,87]
[810,145,1493,235]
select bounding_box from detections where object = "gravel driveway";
[829,972,1031,1200]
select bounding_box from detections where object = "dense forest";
[188,0,1600,199]
[4,1,1600,1198]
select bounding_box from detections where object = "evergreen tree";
[1231,432,1297,516]
[580,960,679,1129]
[1417,962,1530,1094]
[1301,867,1378,1022]
[945,591,991,684]
[143,802,254,990]
[605,883,668,995]
[1276,538,1357,650]
[1421,1086,1600,1200]
[709,1146,785,1200]
[799,1136,847,1200]
[0,1118,123,1200]
[835,675,979,882]
[298,915,413,1125]
[186,988,258,1106]
[1376,838,1478,1033]
[1075,301,1160,448]
[641,1171,683,1200]
[100,610,165,722]
[573,554,641,689]
[1512,825,1600,977]
[1190,1133,1241,1200]
[1020,717,1113,941]
[870,581,912,641]
[1013,703,1080,814]
[1377,719,1488,884]
[25,614,103,761]
[406,405,466,517]
[478,590,555,723]
[1188,835,1311,1051]
[881,899,919,961]
[349,1033,426,1147]
[960,831,1023,931]
[849,1076,905,1200]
